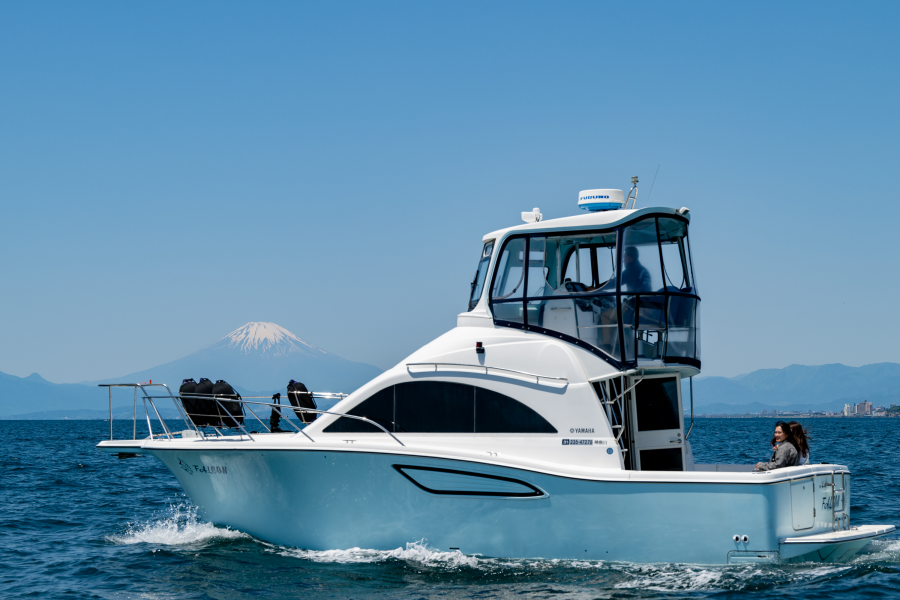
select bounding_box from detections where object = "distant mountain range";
[690,363,900,414]
[2,331,898,418]
[0,371,105,418]
[0,322,382,418]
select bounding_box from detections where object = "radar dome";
[578,189,624,212]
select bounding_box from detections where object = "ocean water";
[2,418,900,599]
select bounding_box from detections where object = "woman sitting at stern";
[755,421,800,471]
[789,420,810,466]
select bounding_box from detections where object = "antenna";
[626,176,638,209]
[643,165,660,208]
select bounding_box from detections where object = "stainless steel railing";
[100,384,405,447]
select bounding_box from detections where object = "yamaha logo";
[570,428,594,434]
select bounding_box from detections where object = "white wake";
[107,503,248,547]
[276,540,481,568]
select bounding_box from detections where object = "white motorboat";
[97,181,893,563]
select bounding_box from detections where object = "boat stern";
[780,524,895,562]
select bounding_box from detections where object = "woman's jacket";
[757,441,799,471]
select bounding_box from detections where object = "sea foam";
[276,540,482,568]
[107,503,248,547]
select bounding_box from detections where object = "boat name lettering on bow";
[178,458,227,475]
[194,464,227,475]
[562,439,592,445]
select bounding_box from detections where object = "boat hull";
[144,447,889,564]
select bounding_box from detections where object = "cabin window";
[488,215,700,369]
[468,241,494,311]
[560,233,617,292]
[658,218,693,293]
[474,386,557,433]
[323,382,557,434]
[526,237,551,297]
[322,386,395,433]
[633,377,680,432]
[621,220,663,293]
[666,296,699,363]
[490,237,527,324]
[639,448,683,471]
[395,382,475,433]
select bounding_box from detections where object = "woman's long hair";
[771,421,799,454]
[788,421,810,458]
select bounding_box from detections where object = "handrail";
[605,371,644,406]
[685,376,694,440]
[588,369,642,384]
[178,397,405,447]
[100,383,189,441]
[113,389,406,448]
[406,362,567,387]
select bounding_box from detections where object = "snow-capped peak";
[210,322,330,357]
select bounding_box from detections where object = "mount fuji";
[92,322,383,396]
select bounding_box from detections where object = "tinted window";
[475,387,557,433]
[634,377,680,432]
[323,382,556,434]
[395,382,474,433]
[639,448,683,471]
[322,386,394,433]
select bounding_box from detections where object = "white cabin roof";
[482,206,688,243]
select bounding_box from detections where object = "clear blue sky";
[1,1,898,383]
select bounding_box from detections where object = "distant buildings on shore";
[692,402,899,418]
[844,402,872,416]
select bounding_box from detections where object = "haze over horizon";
[2,1,898,383]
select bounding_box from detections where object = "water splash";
[107,503,248,547]
[852,537,900,562]
[611,563,727,591]
[276,540,481,568]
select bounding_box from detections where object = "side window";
[559,232,617,292]
[621,219,663,292]
[634,377,680,431]
[657,218,691,292]
[322,387,393,433]
[561,244,593,288]
[475,387,558,433]
[491,237,526,300]
[395,382,474,433]
[324,382,557,434]
[526,237,549,296]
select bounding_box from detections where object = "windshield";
[488,215,700,369]
[468,241,494,311]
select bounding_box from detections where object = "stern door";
[628,374,685,471]
[791,478,815,530]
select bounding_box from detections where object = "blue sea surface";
[2,418,899,599]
